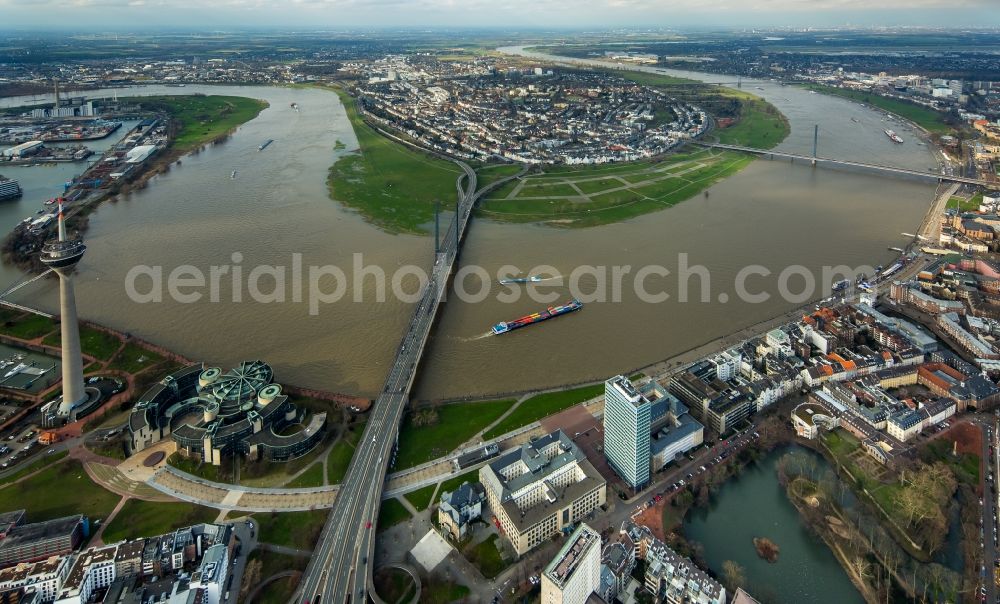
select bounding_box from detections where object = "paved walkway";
[90,495,129,547]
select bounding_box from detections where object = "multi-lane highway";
[295,161,522,604]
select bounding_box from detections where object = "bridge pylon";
[812,124,819,166]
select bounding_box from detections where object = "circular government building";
[127,360,326,465]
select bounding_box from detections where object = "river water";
[0,52,940,399]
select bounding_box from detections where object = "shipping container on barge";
[492,299,583,335]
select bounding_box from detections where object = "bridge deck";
[701,142,994,187]
[296,162,526,604]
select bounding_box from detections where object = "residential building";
[0,516,86,568]
[621,522,725,604]
[437,482,485,541]
[56,545,117,604]
[541,524,602,604]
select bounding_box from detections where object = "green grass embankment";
[800,84,952,135]
[326,87,462,234]
[129,95,269,153]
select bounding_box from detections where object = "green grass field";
[374,567,418,604]
[285,462,326,488]
[920,438,980,486]
[377,498,412,531]
[395,399,515,470]
[479,149,752,227]
[328,420,366,484]
[715,97,790,149]
[404,484,438,512]
[245,550,307,604]
[465,534,509,578]
[475,163,523,189]
[420,580,470,604]
[801,84,952,134]
[0,460,119,523]
[0,311,56,340]
[327,87,462,234]
[0,451,67,486]
[483,383,606,439]
[131,95,269,153]
[257,509,328,550]
[438,469,479,495]
[44,325,120,361]
[107,342,164,374]
[101,499,218,543]
[951,193,984,212]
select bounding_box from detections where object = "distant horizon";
[3,24,1000,33]
[1,0,999,32]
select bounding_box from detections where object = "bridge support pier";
[433,201,440,255]
[811,124,818,166]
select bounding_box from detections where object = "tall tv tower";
[39,203,87,418]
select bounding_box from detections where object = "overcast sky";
[2,0,998,30]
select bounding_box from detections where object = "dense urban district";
[0,26,998,604]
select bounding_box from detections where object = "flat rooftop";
[544,524,601,588]
[0,515,80,551]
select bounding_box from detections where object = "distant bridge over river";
[699,141,995,187]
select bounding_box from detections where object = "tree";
[721,560,746,591]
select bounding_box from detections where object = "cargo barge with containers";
[491,299,583,335]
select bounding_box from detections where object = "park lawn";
[0,450,67,486]
[823,428,860,460]
[475,164,523,189]
[167,453,228,483]
[374,567,417,604]
[517,181,582,198]
[101,500,218,543]
[327,87,462,234]
[245,550,307,604]
[107,342,164,374]
[465,534,509,578]
[573,177,627,195]
[0,459,119,523]
[327,420,366,484]
[257,509,328,550]
[395,399,515,470]
[404,484,437,512]
[801,84,952,135]
[920,438,980,486]
[480,150,748,227]
[483,384,605,440]
[438,469,480,495]
[285,461,326,488]
[951,193,983,213]
[130,95,269,153]
[44,325,120,361]
[377,498,412,531]
[239,437,332,488]
[0,311,56,340]
[83,361,103,374]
